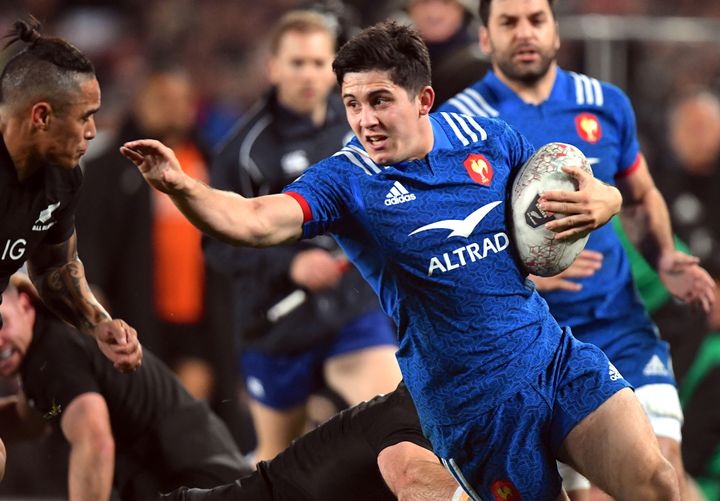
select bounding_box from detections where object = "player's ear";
[479,26,491,55]
[418,86,434,116]
[31,102,52,131]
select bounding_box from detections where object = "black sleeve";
[21,319,100,424]
[44,166,83,245]
[364,383,433,454]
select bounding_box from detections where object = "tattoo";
[28,231,111,336]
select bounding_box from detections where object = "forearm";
[620,185,675,269]
[30,255,111,338]
[379,443,460,501]
[68,439,114,501]
[172,177,300,247]
[394,460,461,500]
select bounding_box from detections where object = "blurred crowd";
[2,0,720,499]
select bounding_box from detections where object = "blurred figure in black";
[205,10,401,462]
[404,0,490,108]
[75,67,251,450]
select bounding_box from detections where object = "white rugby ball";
[510,142,593,277]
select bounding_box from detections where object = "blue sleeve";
[502,121,536,172]
[610,85,641,175]
[283,158,348,239]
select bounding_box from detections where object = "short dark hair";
[0,17,95,109]
[332,21,431,96]
[479,0,557,26]
[269,10,336,55]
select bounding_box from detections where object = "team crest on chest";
[575,113,602,144]
[463,153,493,186]
[32,201,60,231]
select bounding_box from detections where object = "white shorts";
[635,383,684,442]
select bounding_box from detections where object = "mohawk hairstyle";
[0,17,95,108]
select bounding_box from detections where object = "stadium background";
[1,0,720,499]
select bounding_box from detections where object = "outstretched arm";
[617,155,715,312]
[120,139,305,247]
[61,393,115,501]
[26,235,142,372]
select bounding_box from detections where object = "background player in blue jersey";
[439,0,716,498]
[121,21,679,500]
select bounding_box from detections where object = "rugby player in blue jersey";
[439,0,716,499]
[122,21,680,500]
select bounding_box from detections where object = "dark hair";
[269,10,336,55]
[332,21,431,96]
[479,0,557,26]
[0,17,95,108]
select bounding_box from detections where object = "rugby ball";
[510,142,593,277]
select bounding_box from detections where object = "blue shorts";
[240,310,396,409]
[572,312,677,389]
[427,328,630,500]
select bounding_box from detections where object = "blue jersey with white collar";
[284,112,563,429]
[440,69,650,347]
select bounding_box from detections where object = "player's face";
[480,0,559,85]
[408,0,466,44]
[342,70,433,165]
[40,77,100,169]
[270,30,337,116]
[134,73,196,144]
[0,291,34,377]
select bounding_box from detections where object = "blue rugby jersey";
[284,112,564,429]
[440,69,650,344]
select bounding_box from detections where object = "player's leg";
[161,473,272,501]
[558,387,679,500]
[323,311,401,405]
[605,333,694,500]
[240,349,321,461]
[635,383,697,500]
[247,400,305,461]
[560,383,687,501]
[546,327,677,500]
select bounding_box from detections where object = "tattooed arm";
[26,231,142,372]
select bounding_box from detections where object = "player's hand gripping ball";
[510,142,593,277]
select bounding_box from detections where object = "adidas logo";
[642,354,670,377]
[608,362,624,381]
[385,181,416,206]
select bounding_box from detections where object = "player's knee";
[642,456,680,501]
[656,436,683,472]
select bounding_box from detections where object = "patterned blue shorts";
[426,328,630,500]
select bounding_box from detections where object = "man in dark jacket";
[205,10,401,461]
